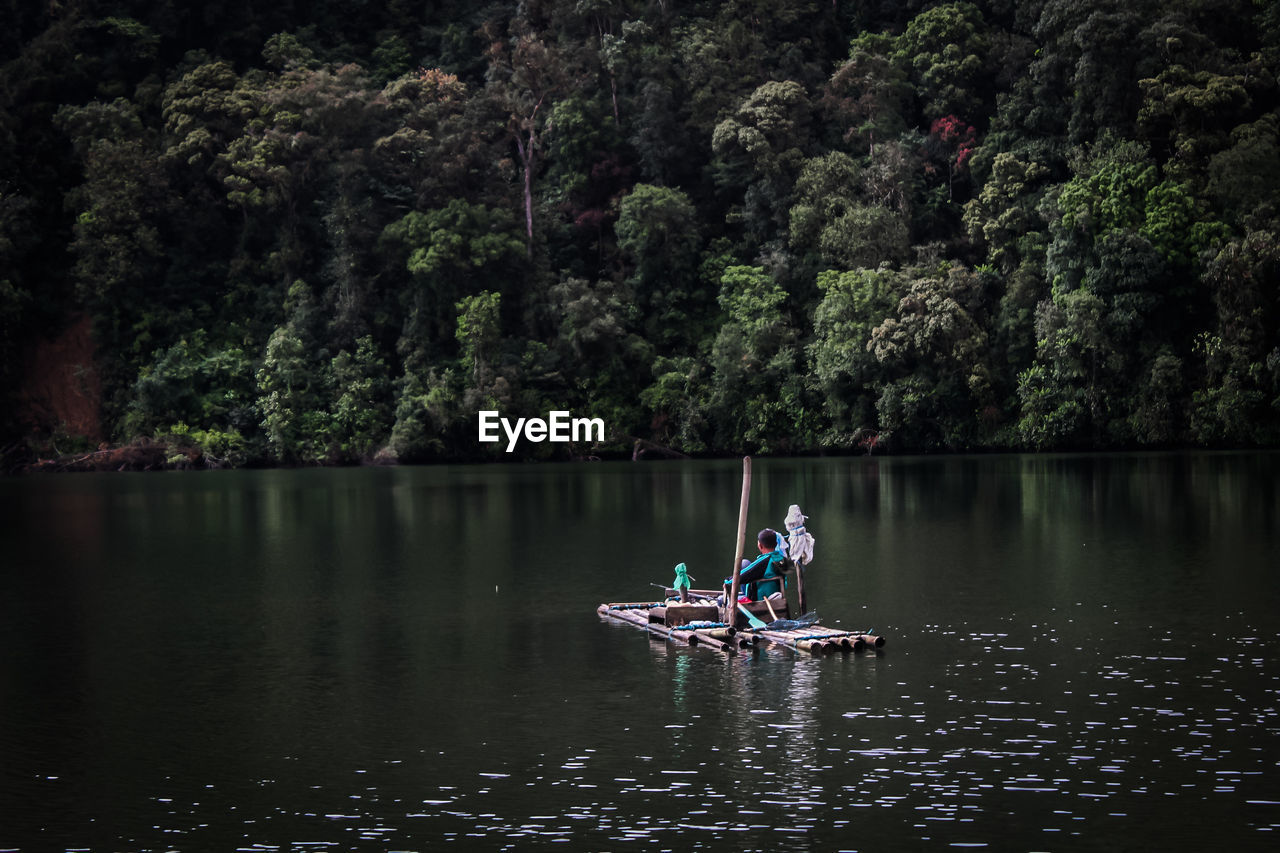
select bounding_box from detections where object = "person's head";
[757,528,778,553]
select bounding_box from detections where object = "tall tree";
[712,80,813,247]
[615,183,706,349]
[484,16,576,258]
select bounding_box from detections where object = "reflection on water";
[1,453,1278,851]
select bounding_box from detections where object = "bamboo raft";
[597,591,887,656]
[597,457,889,657]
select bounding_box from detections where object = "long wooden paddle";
[736,602,767,630]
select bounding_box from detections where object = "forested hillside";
[3,0,1278,467]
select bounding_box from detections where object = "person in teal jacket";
[736,528,787,601]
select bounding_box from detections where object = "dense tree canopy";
[3,0,1278,467]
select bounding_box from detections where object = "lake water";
[1,453,1278,851]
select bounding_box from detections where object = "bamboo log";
[795,637,832,654]
[787,628,863,651]
[615,606,733,650]
[783,627,872,651]
[782,626,837,637]
[615,608,669,637]
[801,633,840,653]
[756,628,856,654]
[724,457,751,625]
[794,630,857,651]
[690,629,736,653]
[610,608,649,628]
[753,629,814,653]
[649,618,690,645]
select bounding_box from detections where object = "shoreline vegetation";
[9,433,1265,476]
[7,432,663,474]
[3,2,1279,473]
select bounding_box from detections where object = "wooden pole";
[724,457,752,625]
[794,563,808,617]
[763,595,778,623]
[790,532,808,617]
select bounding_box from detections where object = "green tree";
[218,61,382,289]
[712,80,812,247]
[456,290,502,386]
[255,280,330,462]
[894,2,992,122]
[789,151,911,270]
[1017,284,1114,448]
[806,267,902,445]
[55,97,172,424]
[328,336,392,461]
[484,18,576,258]
[161,59,257,171]
[548,275,652,444]
[382,198,524,346]
[603,19,694,185]
[388,362,461,462]
[0,190,33,411]
[1191,227,1280,444]
[821,32,911,156]
[1205,116,1280,224]
[1139,64,1251,170]
[640,355,711,452]
[615,183,706,349]
[963,151,1051,273]
[707,265,809,451]
[550,276,638,373]
[868,263,992,449]
[1027,0,1168,145]
[373,67,477,210]
[126,332,255,437]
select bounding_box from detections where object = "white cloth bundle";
[784,504,815,566]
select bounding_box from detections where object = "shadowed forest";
[2,0,1278,468]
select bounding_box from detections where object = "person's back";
[738,528,787,601]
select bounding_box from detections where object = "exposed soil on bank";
[14,313,102,445]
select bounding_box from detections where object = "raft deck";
[597,597,886,656]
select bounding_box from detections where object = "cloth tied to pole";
[784,504,815,566]
[673,562,692,591]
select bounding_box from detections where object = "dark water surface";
[2,454,1278,851]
